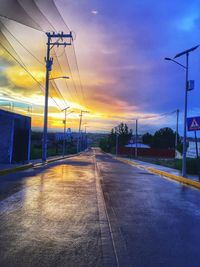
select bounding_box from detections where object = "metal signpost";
[187,116,200,158]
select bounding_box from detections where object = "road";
[0,148,200,267]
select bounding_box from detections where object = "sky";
[0,0,200,135]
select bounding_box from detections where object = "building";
[0,110,31,163]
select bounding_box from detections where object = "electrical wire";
[0,21,44,65]
[71,44,87,107]
[0,42,63,110]
[52,47,76,104]
[62,48,82,104]
[0,25,70,109]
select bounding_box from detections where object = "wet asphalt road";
[1,149,200,267]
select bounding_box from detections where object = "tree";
[152,127,176,149]
[99,123,132,152]
[115,123,132,147]
[99,138,110,152]
[142,132,153,146]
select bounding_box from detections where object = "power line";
[62,47,83,104]
[71,44,87,107]
[1,22,70,108]
[0,21,44,65]
[137,110,177,121]
[0,42,63,110]
[52,47,77,104]
[0,14,43,32]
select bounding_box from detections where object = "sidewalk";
[114,156,200,190]
[0,163,22,171]
[125,158,200,182]
[0,153,78,176]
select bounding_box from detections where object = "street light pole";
[77,111,83,153]
[175,109,180,149]
[77,110,88,153]
[135,119,138,158]
[182,52,189,177]
[165,45,199,176]
[114,126,118,157]
[62,107,69,157]
[116,132,118,157]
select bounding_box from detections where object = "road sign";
[67,128,71,137]
[187,116,200,131]
[187,80,195,91]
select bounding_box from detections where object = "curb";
[0,153,81,176]
[147,167,200,189]
[33,153,81,168]
[0,152,81,176]
[47,153,80,164]
[115,156,200,190]
[0,163,33,176]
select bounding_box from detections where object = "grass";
[30,145,77,160]
[137,157,200,176]
[30,147,58,160]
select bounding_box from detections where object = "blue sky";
[0,0,200,134]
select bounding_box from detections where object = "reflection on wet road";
[1,148,200,267]
[0,151,107,267]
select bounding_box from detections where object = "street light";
[114,126,119,157]
[165,45,199,177]
[62,108,73,157]
[42,75,70,163]
[49,76,70,81]
[164,58,186,69]
[62,107,69,157]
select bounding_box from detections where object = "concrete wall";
[0,110,31,163]
[0,114,14,163]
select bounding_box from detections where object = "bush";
[174,158,200,175]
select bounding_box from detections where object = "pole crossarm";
[49,42,72,46]
[46,32,73,39]
[46,32,73,50]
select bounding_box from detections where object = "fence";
[118,147,175,158]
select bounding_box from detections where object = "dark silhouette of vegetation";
[142,127,182,151]
[99,123,132,153]
[142,132,153,146]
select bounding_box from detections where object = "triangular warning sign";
[190,118,200,130]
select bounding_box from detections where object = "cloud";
[91,10,98,15]
[1,0,200,133]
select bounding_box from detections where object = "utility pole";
[135,119,138,158]
[62,107,69,157]
[175,109,179,149]
[84,125,87,150]
[77,110,88,153]
[42,32,72,162]
[114,126,119,157]
[116,132,119,157]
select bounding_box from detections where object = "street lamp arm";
[49,76,69,81]
[164,57,186,69]
[61,106,70,112]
